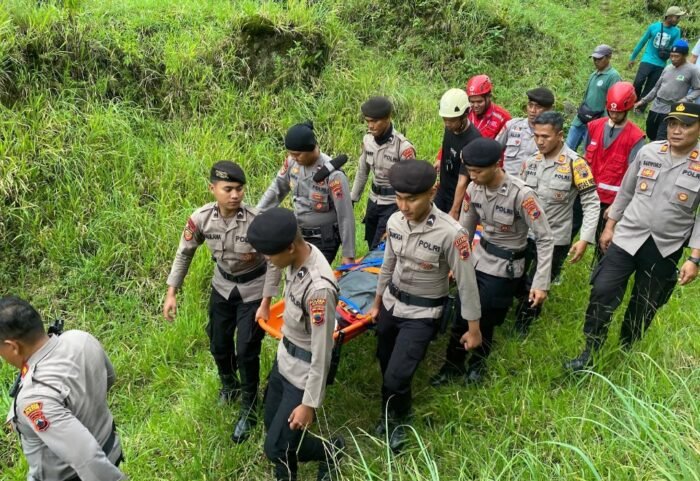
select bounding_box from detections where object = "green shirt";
[572,66,622,127]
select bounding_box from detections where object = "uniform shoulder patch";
[329,179,343,199]
[183,217,198,242]
[401,146,417,160]
[426,214,436,227]
[571,157,596,193]
[23,402,50,432]
[521,196,542,220]
[453,233,471,261]
[309,298,327,326]
[279,156,291,176]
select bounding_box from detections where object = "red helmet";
[466,75,493,96]
[606,81,637,112]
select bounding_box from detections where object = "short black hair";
[533,111,565,132]
[0,296,45,342]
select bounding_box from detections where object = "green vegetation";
[1,0,699,479]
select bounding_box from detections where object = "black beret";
[461,138,503,167]
[388,159,437,194]
[247,208,298,255]
[285,121,317,152]
[210,161,246,184]
[361,96,393,118]
[526,87,555,108]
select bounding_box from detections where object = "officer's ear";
[208,182,216,194]
[0,339,23,368]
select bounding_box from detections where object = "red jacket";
[585,118,645,205]
[468,103,511,139]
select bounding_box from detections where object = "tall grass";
[1,0,699,479]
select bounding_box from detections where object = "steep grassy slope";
[1,0,698,479]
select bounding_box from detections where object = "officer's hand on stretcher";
[256,298,271,322]
[678,260,699,286]
[528,289,547,308]
[367,296,382,323]
[568,240,588,264]
[288,404,314,430]
[163,293,177,322]
[460,328,482,350]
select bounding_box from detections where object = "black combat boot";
[231,394,257,444]
[429,363,466,387]
[316,436,345,481]
[389,421,409,454]
[564,348,593,372]
[218,374,240,404]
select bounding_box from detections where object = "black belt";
[64,422,119,481]
[300,223,338,238]
[218,263,266,284]
[480,237,526,260]
[388,282,444,308]
[371,183,395,196]
[479,237,526,279]
[283,336,312,363]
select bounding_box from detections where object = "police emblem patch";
[689,161,700,173]
[677,192,689,202]
[309,298,326,325]
[640,181,648,191]
[522,197,541,220]
[419,262,434,270]
[23,402,50,432]
[640,168,655,178]
[453,234,471,261]
[329,179,343,199]
[184,217,197,241]
[401,147,417,160]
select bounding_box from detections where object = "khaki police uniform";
[582,140,700,348]
[6,332,125,481]
[516,144,600,331]
[351,127,416,249]
[167,203,280,401]
[442,174,553,373]
[496,118,539,176]
[263,244,339,480]
[375,204,481,418]
[257,153,356,263]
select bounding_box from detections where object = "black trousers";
[572,200,612,264]
[208,288,264,395]
[263,363,330,481]
[571,194,583,243]
[304,224,341,264]
[376,304,436,419]
[646,110,668,141]
[583,238,682,349]
[633,62,665,104]
[444,271,519,372]
[363,199,398,250]
[515,241,570,328]
[434,188,454,214]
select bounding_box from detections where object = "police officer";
[566,102,700,371]
[351,96,417,249]
[367,159,482,453]
[163,161,280,443]
[584,81,646,262]
[257,122,356,265]
[248,208,344,481]
[496,88,556,176]
[515,112,601,335]
[2,296,126,481]
[434,88,482,219]
[431,139,554,386]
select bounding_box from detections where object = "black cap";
[388,159,436,194]
[247,208,298,255]
[526,87,555,108]
[210,161,246,184]
[461,138,503,167]
[665,102,700,125]
[361,96,393,119]
[284,121,317,152]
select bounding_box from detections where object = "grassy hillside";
[1,0,699,479]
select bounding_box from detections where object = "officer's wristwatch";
[687,256,700,266]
